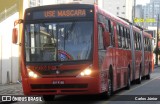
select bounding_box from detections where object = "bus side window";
[105,18,114,47]
[98,25,105,50]
[125,28,128,49]
[120,26,123,48]
[105,18,110,32]
[139,33,142,50]
[149,38,151,51]
[117,25,122,48]
[110,21,115,47]
[116,24,119,36]
[147,38,149,51]
[146,38,148,51]
[127,29,131,49]
[136,33,139,50]
[98,14,105,23]
[122,27,126,49]
[134,32,137,50]
[137,33,139,50]
[144,38,146,51]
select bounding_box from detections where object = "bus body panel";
[22,77,99,95]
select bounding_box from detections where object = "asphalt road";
[13,67,160,104]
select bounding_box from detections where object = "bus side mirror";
[12,19,23,44]
[12,28,18,44]
[98,22,111,48]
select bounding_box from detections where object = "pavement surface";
[0,83,23,95]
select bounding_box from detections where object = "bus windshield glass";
[25,21,93,62]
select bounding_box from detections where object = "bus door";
[97,20,116,92]
[103,19,116,90]
[98,23,107,92]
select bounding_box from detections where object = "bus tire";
[146,64,151,80]
[137,69,142,84]
[107,78,112,98]
[101,69,113,99]
[101,78,112,99]
[125,68,131,90]
[43,95,55,101]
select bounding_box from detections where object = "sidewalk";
[154,64,160,68]
[0,83,23,95]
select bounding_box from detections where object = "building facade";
[42,0,102,6]
[0,0,42,84]
[136,0,160,28]
[103,0,134,21]
[135,5,144,26]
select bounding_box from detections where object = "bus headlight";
[28,69,39,78]
[77,65,92,77]
[80,68,92,76]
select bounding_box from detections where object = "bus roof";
[25,4,94,12]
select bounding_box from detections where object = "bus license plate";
[53,81,64,84]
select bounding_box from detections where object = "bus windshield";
[25,21,93,62]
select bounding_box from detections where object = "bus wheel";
[107,79,112,98]
[146,65,151,80]
[125,68,131,90]
[137,70,142,84]
[101,78,112,99]
[43,95,55,101]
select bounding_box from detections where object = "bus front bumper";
[22,77,99,95]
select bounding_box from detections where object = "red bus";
[12,4,153,101]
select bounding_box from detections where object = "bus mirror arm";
[98,22,105,32]
[14,19,23,27]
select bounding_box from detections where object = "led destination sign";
[44,9,86,17]
[31,9,93,20]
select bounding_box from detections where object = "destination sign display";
[44,9,86,17]
[26,9,93,20]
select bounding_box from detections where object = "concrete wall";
[125,0,134,21]
[0,12,19,84]
[103,0,133,21]
[0,1,20,84]
[0,36,2,84]
[0,0,43,84]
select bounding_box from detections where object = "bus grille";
[30,84,88,89]
[36,69,80,76]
